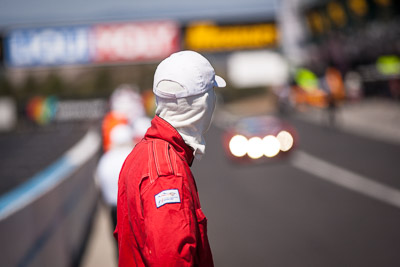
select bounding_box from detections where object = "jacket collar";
[145,115,194,166]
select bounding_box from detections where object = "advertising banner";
[227,51,289,88]
[185,22,279,52]
[5,26,91,67]
[0,34,3,66]
[5,21,180,67]
[92,21,180,63]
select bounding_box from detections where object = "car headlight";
[247,137,264,159]
[229,135,248,157]
[276,131,294,152]
[262,135,280,157]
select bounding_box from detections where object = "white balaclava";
[153,50,226,160]
[155,81,216,159]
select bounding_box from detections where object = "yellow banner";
[185,22,279,51]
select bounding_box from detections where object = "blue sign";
[5,26,91,67]
[0,35,3,66]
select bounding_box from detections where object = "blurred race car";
[223,115,298,163]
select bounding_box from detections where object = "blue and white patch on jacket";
[155,189,181,208]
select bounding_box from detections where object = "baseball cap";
[153,50,226,99]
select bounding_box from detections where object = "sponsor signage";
[185,22,279,52]
[0,34,3,66]
[5,21,180,67]
[6,26,91,67]
[92,21,180,63]
[227,51,289,88]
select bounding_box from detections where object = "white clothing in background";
[96,147,131,206]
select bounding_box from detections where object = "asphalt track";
[192,118,400,267]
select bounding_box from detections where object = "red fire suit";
[115,115,214,267]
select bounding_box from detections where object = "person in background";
[97,85,151,255]
[102,84,150,152]
[115,50,226,266]
[323,67,346,127]
[96,124,134,233]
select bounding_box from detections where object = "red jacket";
[115,115,214,267]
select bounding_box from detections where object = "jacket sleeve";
[139,174,198,267]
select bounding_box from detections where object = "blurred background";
[0,0,399,266]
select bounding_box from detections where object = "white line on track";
[291,150,400,209]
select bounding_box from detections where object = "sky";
[0,0,279,28]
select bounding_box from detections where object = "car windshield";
[235,116,282,136]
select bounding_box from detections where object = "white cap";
[153,50,226,99]
[110,84,145,120]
